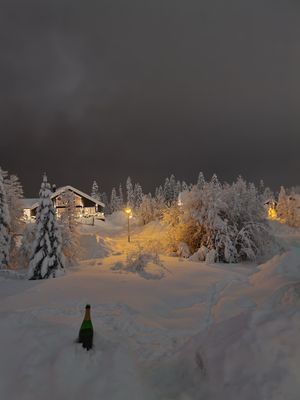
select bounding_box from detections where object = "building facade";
[22,185,105,222]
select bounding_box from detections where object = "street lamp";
[125,208,132,243]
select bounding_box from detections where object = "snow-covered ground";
[0,216,299,400]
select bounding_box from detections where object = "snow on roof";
[21,198,40,209]
[27,185,105,210]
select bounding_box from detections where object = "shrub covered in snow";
[112,246,166,279]
[163,175,276,263]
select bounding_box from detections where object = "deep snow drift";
[0,217,299,400]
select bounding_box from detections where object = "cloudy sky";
[0,0,299,196]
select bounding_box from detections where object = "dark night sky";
[0,0,299,197]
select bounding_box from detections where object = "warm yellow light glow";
[268,206,277,220]
[125,208,132,215]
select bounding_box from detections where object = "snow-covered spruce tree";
[175,180,182,200]
[3,173,24,267]
[28,174,64,279]
[60,191,81,266]
[169,174,177,203]
[110,187,119,213]
[163,177,172,206]
[118,184,124,209]
[101,192,111,214]
[133,183,143,210]
[181,181,189,192]
[154,185,165,219]
[277,186,288,222]
[126,176,135,209]
[196,172,205,190]
[0,168,11,269]
[91,180,101,201]
[4,173,24,235]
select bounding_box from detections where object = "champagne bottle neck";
[84,309,91,321]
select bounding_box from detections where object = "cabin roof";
[25,185,105,210]
[21,198,40,209]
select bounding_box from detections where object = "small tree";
[277,186,288,222]
[101,192,110,214]
[126,176,135,209]
[196,172,205,190]
[164,178,172,206]
[110,187,119,213]
[0,168,11,269]
[134,183,143,210]
[28,174,65,279]
[4,173,24,266]
[91,180,101,201]
[4,173,24,235]
[138,194,155,225]
[118,184,124,209]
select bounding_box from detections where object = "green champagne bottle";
[78,304,94,351]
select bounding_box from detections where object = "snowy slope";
[0,218,299,400]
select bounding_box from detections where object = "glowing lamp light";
[125,208,132,242]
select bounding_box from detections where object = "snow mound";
[159,308,300,400]
[250,248,300,286]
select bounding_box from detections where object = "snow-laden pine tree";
[91,180,101,201]
[3,173,24,235]
[134,183,143,210]
[126,177,135,209]
[110,187,119,213]
[164,178,172,206]
[0,168,11,269]
[181,181,189,192]
[118,184,124,209]
[28,174,64,279]
[175,181,182,201]
[60,191,81,266]
[101,192,110,214]
[154,185,165,218]
[196,172,205,190]
[277,186,289,222]
[169,174,177,203]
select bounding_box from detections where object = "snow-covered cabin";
[264,199,278,220]
[22,186,105,222]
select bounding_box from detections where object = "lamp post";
[125,208,132,243]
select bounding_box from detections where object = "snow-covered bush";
[163,175,276,263]
[125,248,162,272]
[112,246,166,279]
[28,174,65,279]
